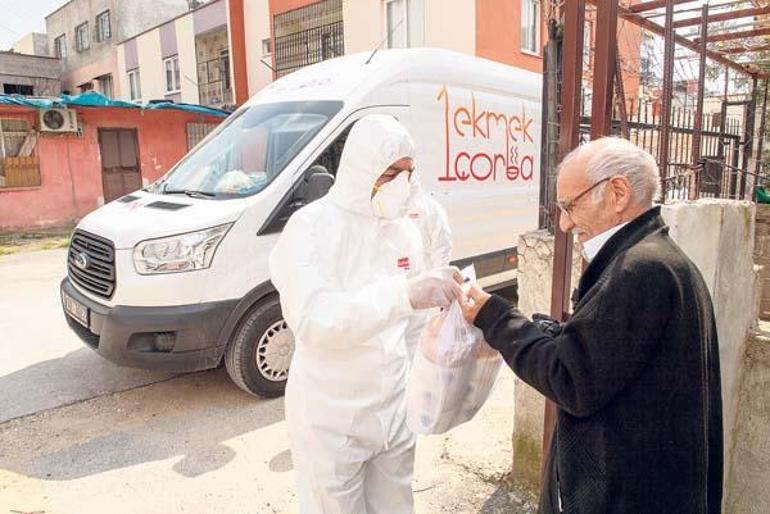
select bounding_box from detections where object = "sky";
[0,0,66,50]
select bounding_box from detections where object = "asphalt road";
[0,249,535,514]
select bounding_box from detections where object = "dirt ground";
[0,246,539,514]
[0,226,73,256]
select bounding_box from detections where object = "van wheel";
[225,295,294,397]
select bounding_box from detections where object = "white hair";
[559,136,661,205]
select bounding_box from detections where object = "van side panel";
[406,77,542,261]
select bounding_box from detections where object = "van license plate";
[63,292,89,328]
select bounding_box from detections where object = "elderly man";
[462,137,723,514]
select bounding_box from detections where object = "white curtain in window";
[386,0,407,49]
[407,0,424,47]
[521,0,540,53]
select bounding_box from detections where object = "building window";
[97,75,113,98]
[3,84,34,95]
[262,38,272,56]
[0,118,39,188]
[186,122,219,151]
[220,50,231,91]
[521,0,540,54]
[164,56,181,93]
[96,11,111,42]
[583,20,593,71]
[54,35,67,58]
[384,0,423,49]
[273,0,343,77]
[76,22,90,52]
[128,69,141,101]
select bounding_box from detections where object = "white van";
[60,49,542,397]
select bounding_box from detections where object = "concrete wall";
[725,325,770,514]
[12,33,50,57]
[117,12,203,105]
[115,0,190,43]
[512,200,758,503]
[425,0,475,55]
[0,52,62,96]
[754,204,770,321]
[45,0,189,94]
[45,0,115,77]
[513,231,582,488]
[475,0,544,74]
[342,0,476,56]
[0,106,223,231]
[723,204,770,513]
[241,0,272,97]
[342,0,380,53]
[176,16,201,104]
[136,31,165,102]
[663,200,757,470]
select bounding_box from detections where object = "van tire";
[224,295,293,398]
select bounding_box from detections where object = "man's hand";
[460,282,491,324]
[532,313,563,337]
[407,266,463,309]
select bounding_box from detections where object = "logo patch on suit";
[397,257,410,271]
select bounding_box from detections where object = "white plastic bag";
[406,300,502,435]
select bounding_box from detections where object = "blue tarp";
[0,91,230,118]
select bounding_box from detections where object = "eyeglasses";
[556,177,611,217]
[376,166,415,189]
[383,165,415,180]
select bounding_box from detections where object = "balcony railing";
[274,21,344,78]
[197,57,233,108]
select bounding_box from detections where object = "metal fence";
[577,95,751,201]
[274,21,344,78]
[186,122,220,151]
[197,57,233,108]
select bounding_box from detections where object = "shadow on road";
[0,348,175,424]
[0,368,286,481]
[478,478,538,514]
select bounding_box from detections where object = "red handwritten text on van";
[437,86,535,183]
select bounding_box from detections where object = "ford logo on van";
[74,252,90,270]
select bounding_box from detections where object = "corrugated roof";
[0,91,229,118]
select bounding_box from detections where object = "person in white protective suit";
[403,176,454,360]
[406,176,453,270]
[269,114,462,514]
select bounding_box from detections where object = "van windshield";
[148,101,343,199]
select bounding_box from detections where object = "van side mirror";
[257,164,335,235]
[302,164,334,204]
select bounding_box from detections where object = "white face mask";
[372,172,411,219]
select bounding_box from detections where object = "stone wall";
[512,230,581,488]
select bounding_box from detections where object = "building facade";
[45,0,191,97]
[116,0,232,109]
[0,102,225,230]
[227,0,548,103]
[0,52,62,97]
[11,33,51,57]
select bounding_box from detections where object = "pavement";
[0,249,537,514]
[0,249,175,423]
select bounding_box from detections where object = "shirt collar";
[580,222,629,262]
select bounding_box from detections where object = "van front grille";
[68,231,116,299]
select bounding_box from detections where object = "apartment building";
[45,0,191,97]
[117,0,233,109]
[227,0,548,104]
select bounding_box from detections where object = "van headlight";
[133,224,232,275]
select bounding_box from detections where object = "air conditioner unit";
[39,108,78,133]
